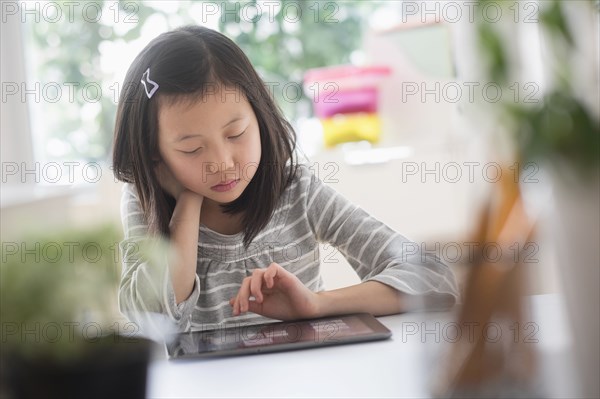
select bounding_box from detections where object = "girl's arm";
[231,264,453,320]
[118,163,203,332]
[155,161,204,304]
[305,168,459,314]
[119,183,202,332]
[315,281,453,317]
[168,190,203,304]
[230,163,459,320]
[318,281,404,316]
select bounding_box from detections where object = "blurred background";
[4,0,466,281]
[3,1,393,238]
[4,0,596,291]
[2,0,599,292]
[2,1,599,397]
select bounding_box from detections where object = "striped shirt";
[118,163,459,332]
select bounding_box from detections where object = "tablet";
[166,313,392,359]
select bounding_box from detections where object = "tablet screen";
[166,313,392,359]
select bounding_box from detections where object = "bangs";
[156,80,245,110]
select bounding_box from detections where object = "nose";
[207,144,236,178]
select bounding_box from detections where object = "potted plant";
[0,223,156,399]
[472,1,599,397]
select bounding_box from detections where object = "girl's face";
[157,86,262,207]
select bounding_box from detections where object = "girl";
[112,25,458,331]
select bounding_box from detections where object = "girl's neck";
[200,199,244,235]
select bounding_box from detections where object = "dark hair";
[112,25,298,248]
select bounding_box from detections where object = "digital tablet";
[166,313,392,359]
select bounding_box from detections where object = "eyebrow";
[175,116,245,142]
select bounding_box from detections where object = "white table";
[147,294,576,398]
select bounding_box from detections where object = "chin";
[207,186,245,204]
[212,194,240,205]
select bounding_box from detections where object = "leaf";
[539,0,574,46]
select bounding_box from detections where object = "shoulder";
[278,161,340,212]
[119,183,149,235]
[122,182,137,196]
[121,182,140,204]
[120,183,143,218]
[281,162,322,201]
[288,162,325,189]
[266,163,316,220]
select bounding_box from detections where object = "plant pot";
[1,335,154,399]
[545,169,600,398]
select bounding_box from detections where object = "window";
[14,0,390,172]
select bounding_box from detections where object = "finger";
[232,293,240,316]
[238,276,252,314]
[264,262,280,289]
[232,282,246,316]
[234,280,246,315]
[229,296,239,316]
[234,291,245,316]
[250,269,265,303]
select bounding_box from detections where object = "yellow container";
[321,113,381,147]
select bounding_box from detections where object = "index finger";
[264,262,281,288]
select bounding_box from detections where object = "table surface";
[147,294,576,398]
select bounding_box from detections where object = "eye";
[229,130,246,140]
[181,147,202,154]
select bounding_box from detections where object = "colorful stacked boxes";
[303,65,391,147]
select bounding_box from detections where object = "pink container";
[303,65,391,118]
[312,87,378,118]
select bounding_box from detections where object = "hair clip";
[141,68,159,99]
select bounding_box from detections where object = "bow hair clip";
[141,68,159,99]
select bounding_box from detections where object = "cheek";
[167,158,196,185]
[243,133,262,182]
[245,130,262,163]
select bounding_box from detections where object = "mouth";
[211,179,240,192]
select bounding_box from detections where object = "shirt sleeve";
[304,168,460,308]
[118,183,200,332]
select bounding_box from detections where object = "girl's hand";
[155,161,186,200]
[229,263,320,320]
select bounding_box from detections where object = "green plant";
[0,223,174,360]
[1,223,123,361]
[509,91,600,179]
[474,0,600,180]
[0,223,173,398]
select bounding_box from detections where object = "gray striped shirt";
[118,163,459,332]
